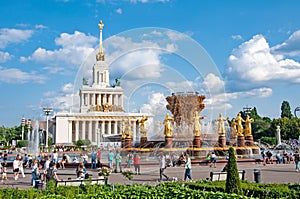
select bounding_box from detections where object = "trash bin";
[254,168,261,183]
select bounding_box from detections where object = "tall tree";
[281,101,293,119]
[226,147,242,194]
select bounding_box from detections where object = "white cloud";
[272,30,300,56]
[165,30,187,41]
[107,36,166,79]
[0,66,46,84]
[116,8,122,14]
[202,73,225,94]
[41,83,78,112]
[21,31,97,69]
[130,0,169,3]
[165,81,194,93]
[227,34,300,83]
[0,51,13,63]
[0,28,34,49]
[140,92,167,113]
[35,24,47,29]
[231,35,243,40]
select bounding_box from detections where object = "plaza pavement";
[1,161,300,190]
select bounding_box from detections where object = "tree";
[281,101,293,119]
[226,147,242,194]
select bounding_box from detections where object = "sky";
[1,0,300,127]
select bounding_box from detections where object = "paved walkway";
[1,162,299,190]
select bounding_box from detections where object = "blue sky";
[1,0,300,127]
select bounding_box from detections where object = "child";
[1,161,8,182]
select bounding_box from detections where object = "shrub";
[226,147,242,194]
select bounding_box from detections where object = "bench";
[56,177,108,187]
[210,170,245,181]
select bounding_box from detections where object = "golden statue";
[230,118,237,138]
[244,115,254,137]
[121,120,126,139]
[217,113,229,136]
[163,113,173,137]
[193,111,205,136]
[138,115,148,138]
[235,113,245,136]
[124,119,132,139]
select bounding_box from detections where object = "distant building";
[53,21,150,146]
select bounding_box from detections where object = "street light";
[21,117,26,140]
[43,107,53,148]
[27,119,31,140]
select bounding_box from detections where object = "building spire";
[96,20,105,61]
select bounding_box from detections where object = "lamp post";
[27,119,31,140]
[21,117,26,140]
[43,107,53,148]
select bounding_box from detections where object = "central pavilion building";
[53,21,149,146]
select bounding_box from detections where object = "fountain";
[119,92,260,160]
[27,120,41,156]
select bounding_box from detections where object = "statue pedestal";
[140,136,148,147]
[124,138,132,148]
[237,136,245,147]
[121,138,125,148]
[218,136,226,147]
[245,136,254,146]
[237,136,245,155]
[165,136,173,148]
[193,136,201,148]
[193,136,201,156]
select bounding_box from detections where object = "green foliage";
[0,125,21,146]
[122,170,134,180]
[1,181,300,198]
[226,147,242,195]
[281,101,293,119]
[260,136,277,145]
[16,140,28,148]
[75,139,91,146]
[271,117,300,140]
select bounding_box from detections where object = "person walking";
[114,151,122,173]
[97,148,102,168]
[158,153,169,182]
[294,150,300,172]
[133,153,141,175]
[210,152,217,168]
[13,156,20,180]
[183,153,192,182]
[91,150,97,169]
[126,153,134,168]
[19,157,26,178]
[108,150,114,169]
[31,159,38,186]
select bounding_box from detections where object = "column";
[109,94,112,105]
[101,121,105,136]
[108,121,111,135]
[114,121,118,134]
[82,121,86,140]
[68,121,73,143]
[114,94,118,106]
[103,94,107,104]
[119,94,123,107]
[75,121,79,141]
[94,121,98,143]
[132,120,137,143]
[88,121,92,142]
[99,94,102,105]
[92,94,96,106]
